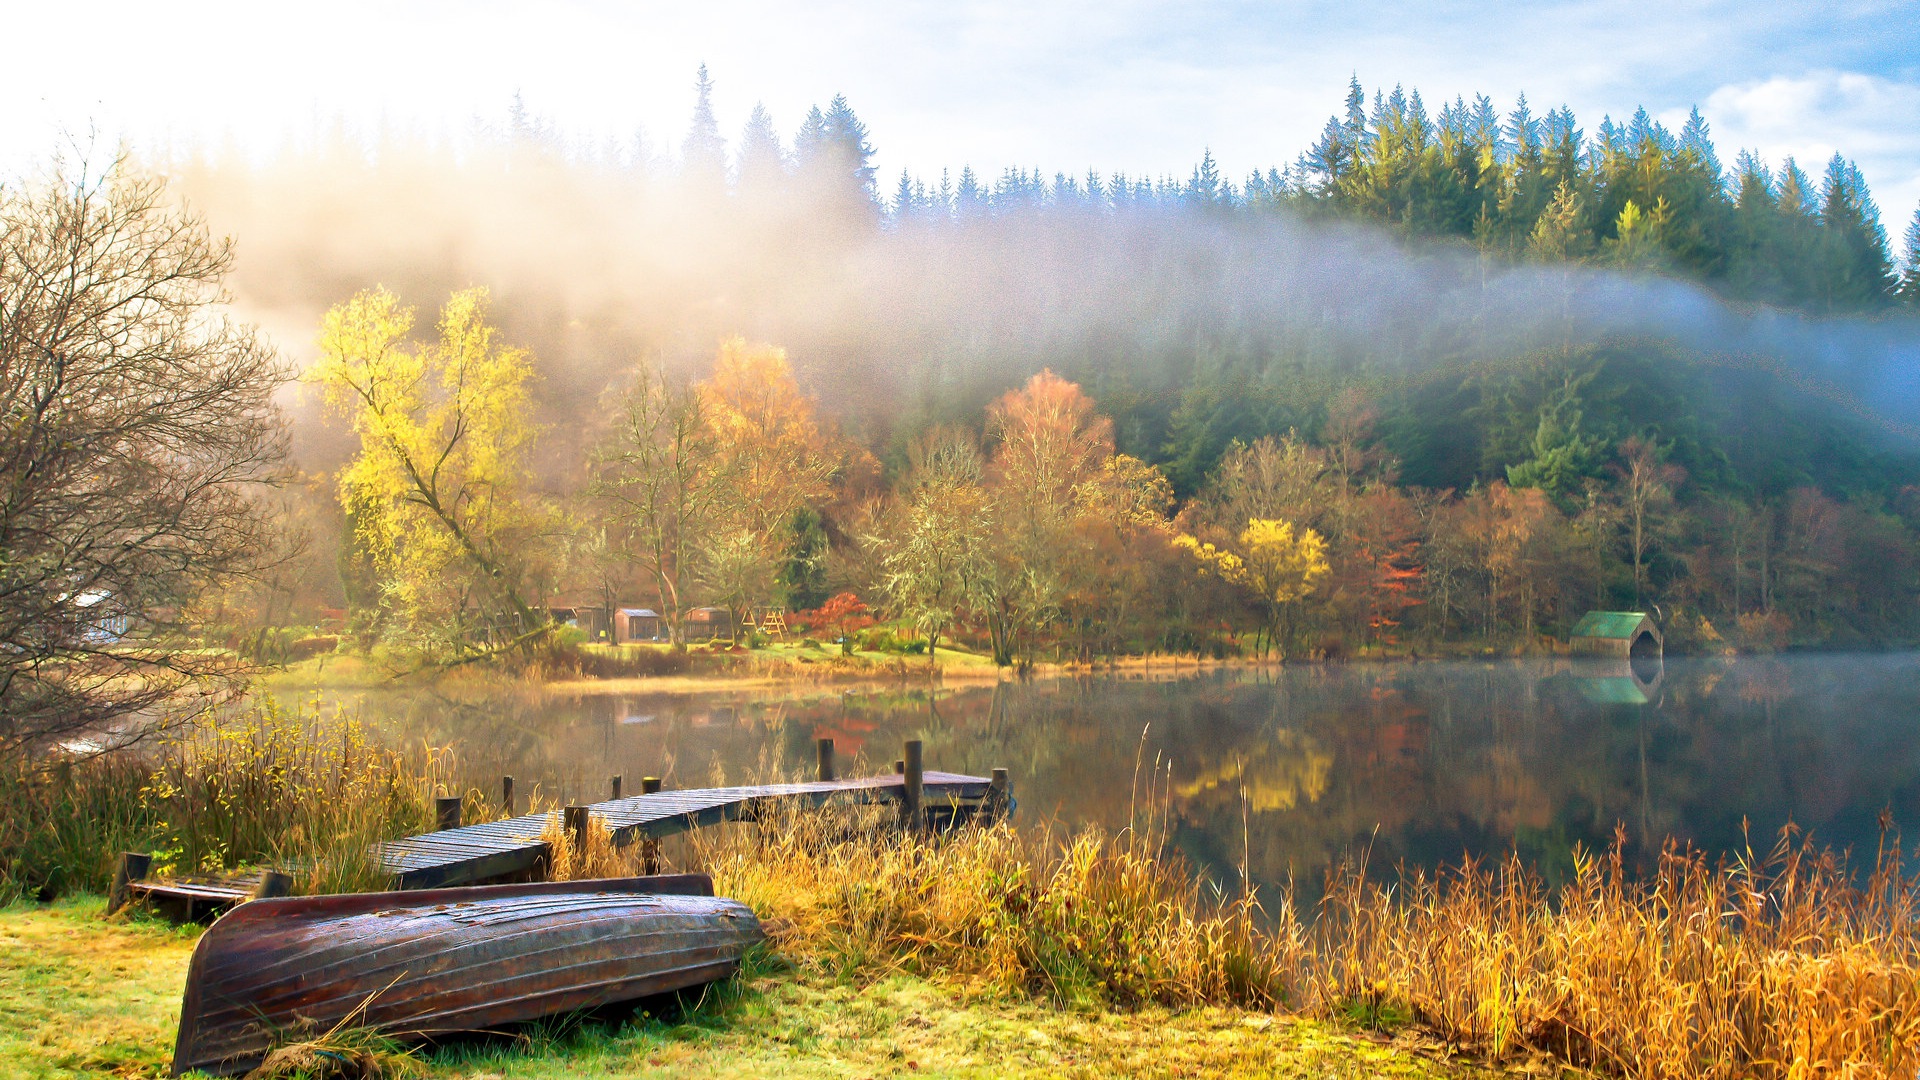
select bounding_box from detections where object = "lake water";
[301,653,1920,902]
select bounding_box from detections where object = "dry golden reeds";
[671,782,1919,1078]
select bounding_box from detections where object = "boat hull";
[171,874,761,1077]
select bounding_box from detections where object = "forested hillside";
[175,74,1920,658]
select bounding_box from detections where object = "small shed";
[683,607,734,642]
[615,608,665,644]
[1569,611,1661,660]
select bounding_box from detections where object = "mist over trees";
[145,71,1920,659]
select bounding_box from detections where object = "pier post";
[501,776,515,817]
[611,775,623,800]
[436,796,462,831]
[985,767,1011,826]
[252,870,294,899]
[893,759,905,774]
[901,739,924,833]
[108,852,151,914]
[816,737,835,782]
[563,805,589,851]
[639,777,662,872]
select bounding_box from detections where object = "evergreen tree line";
[672,71,1920,316]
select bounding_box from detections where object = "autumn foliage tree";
[312,287,548,655]
[1178,519,1331,657]
[694,338,838,619]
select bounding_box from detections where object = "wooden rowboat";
[171,873,762,1077]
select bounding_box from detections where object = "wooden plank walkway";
[380,770,995,890]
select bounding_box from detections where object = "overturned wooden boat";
[172,873,762,1077]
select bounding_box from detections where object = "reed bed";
[547,770,1919,1080]
[0,700,455,899]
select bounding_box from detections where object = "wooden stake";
[563,805,589,850]
[986,767,1011,826]
[501,776,515,817]
[610,775,623,800]
[642,776,662,794]
[436,796,462,832]
[108,852,151,914]
[816,737,835,782]
[252,870,294,899]
[902,739,924,833]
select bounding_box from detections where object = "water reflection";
[290,654,1920,903]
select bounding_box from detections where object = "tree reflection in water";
[286,653,1920,905]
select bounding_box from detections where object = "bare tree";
[0,155,287,754]
[591,361,724,643]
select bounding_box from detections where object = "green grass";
[0,897,1541,1080]
[0,896,200,1079]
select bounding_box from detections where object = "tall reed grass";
[539,761,1919,1080]
[0,700,455,899]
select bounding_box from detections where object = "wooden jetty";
[111,739,1012,911]
[382,767,1002,889]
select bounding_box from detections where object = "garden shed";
[615,608,665,644]
[1569,611,1661,660]
[683,607,734,642]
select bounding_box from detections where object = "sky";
[4,0,1918,226]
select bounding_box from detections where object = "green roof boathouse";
[1568,611,1662,661]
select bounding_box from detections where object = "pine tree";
[1678,107,1723,183]
[1815,153,1894,310]
[1898,205,1920,306]
[820,94,877,199]
[1344,76,1370,152]
[681,64,726,189]
[891,169,917,225]
[735,102,786,194]
[1189,148,1223,206]
[956,165,986,219]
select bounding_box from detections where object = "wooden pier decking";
[108,740,1009,918]
[380,769,999,889]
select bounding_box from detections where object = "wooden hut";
[683,607,734,642]
[615,608,665,644]
[1569,611,1661,660]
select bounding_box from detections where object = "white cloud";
[1703,71,1920,223]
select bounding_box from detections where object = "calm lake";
[298,653,1920,902]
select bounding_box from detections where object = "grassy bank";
[5,710,1915,1078]
[0,897,1508,1079]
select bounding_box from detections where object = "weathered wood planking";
[379,770,992,889]
[171,874,755,1077]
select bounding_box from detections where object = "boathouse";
[1569,611,1661,660]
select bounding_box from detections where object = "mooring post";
[985,767,1011,825]
[563,805,589,851]
[501,775,515,817]
[436,796,462,832]
[108,852,151,914]
[639,776,662,873]
[902,739,924,833]
[817,737,835,782]
[611,775,623,800]
[893,759,905,774]
[252,870,294,900]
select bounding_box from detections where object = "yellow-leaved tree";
[311,287,547,655]
[1178,518,1330,657]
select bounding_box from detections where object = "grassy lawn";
[0,897,1545,1080]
